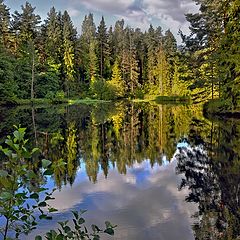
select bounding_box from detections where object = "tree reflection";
[0,103,202,185]
[175,119,240,240]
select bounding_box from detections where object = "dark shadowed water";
[0,102,239,239]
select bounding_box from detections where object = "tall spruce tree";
[146,25,157,93]
[97,16,110,79]
[80,13,96,84]
[11,2,41,99]
[0,0,12,50]
[62,10,76,97]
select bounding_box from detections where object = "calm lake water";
[0,102,239,240]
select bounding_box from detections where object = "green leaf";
[56,234,65,240]
[72,210,79,219]
[48,208,58,213]
[43,169,53,176]
[92,225,101,232]
[31,148,40,154]
[105,221,111,228]
[42,159,52,168]
[39,214,47,220]
[79,209,87,215]
[104,228,114,235]
[78,217,85,224]
[13,128,25,141]
[64,226,71,233]
[35,236,42,240]
[0,191,13,200]
[38,201,47,207]
[30,193,39,199]
[45,196,55,201]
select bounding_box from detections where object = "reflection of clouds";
[30,160,197,240]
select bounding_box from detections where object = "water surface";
[0,102,239,239]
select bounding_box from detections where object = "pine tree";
[218,0,240,107]
[0,45,17,100]
[44,7,62,68]
[62,10,76,97]
[113,19,125,64]
[0,0,12,50]
[79,13,96,83]
[146,25,158,93]
[89,39,99,90]
[11,2,41,99]
[129,31,139,95]
[97,16,110,79]
[182,0,232,102]
[11,2,41,44]
[163,29,177,95]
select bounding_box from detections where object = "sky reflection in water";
[29,158,197,240]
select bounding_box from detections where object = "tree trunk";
[31,45,35,99]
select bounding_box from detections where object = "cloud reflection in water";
[29,159,197,240]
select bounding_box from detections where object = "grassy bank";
[0,97,111,107]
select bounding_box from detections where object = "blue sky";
[5,0,199,42]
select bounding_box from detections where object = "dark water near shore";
[0,102,239,239]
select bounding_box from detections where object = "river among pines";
[0,102,239,239]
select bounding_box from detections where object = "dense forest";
[0,0,239,110]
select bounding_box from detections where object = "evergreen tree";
[97,16,110,79]
[113,19,124,63]
[89,39,99,90]
[79,13,96,83]
[11,2,41,99]
[62,10,76,96]
[0,0,12,50]
[44,7,62,68]
[0,45,17,100]
[145,25,158,93]
[11,2,41,44]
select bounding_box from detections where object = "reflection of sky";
[27,159,197,240]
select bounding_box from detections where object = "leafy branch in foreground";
[0,127,116,239]
[36,210,117,240]
[0,126,55,239]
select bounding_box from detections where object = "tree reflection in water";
[0,102,240,239]
[175,118,240,240]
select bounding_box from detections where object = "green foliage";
[91,79,117,100]
[35,210,116,240]
[36,71,60,98]
[1,0,238,109]
[108,60,125,99]
[0,46,17,100]
[0,126,55,239]
[0,126,117,239]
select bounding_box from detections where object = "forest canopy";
[0,0,239,110]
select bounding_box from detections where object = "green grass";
[69,98,111,105]
[15,98,69,105]
[0,97,112,107]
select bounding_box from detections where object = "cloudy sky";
[5,0,199,42]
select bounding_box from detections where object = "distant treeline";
[0,0,239,107]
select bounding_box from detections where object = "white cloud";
[68,0,199,43]
[67,8,81,17]
[71,0,135,14]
